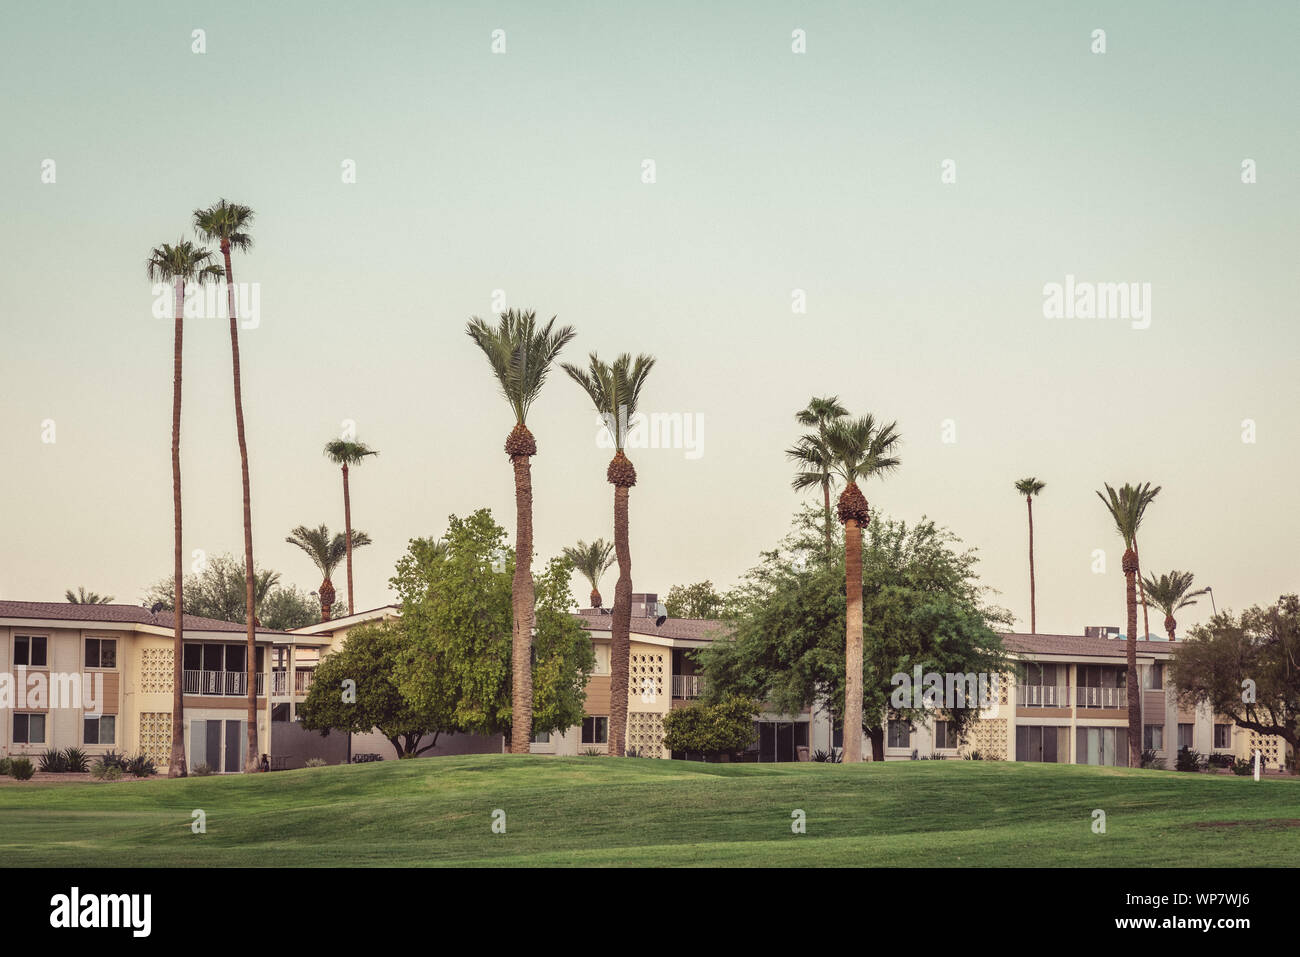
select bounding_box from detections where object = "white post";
[1253,748,1261,782]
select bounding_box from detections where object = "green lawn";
[1,756,1297,866]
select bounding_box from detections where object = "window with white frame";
[1144,724,1164,750]
[1178,723,1194,750]
[592,643,610,676]
[13,713,46,745]
[14,635,47,667]
[887,719,911,749]
[934,720,960,750]
[84,637,117,669]
[1213,723,1231,749]
[84,715,116,745]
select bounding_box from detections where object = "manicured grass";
[0,755,1297,866]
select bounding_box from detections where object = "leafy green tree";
[298,621,450,758]
[662,694,760,759]
[1171,595,1300,772]
[392,509,594,747]
[142,554,330,628]
[664,581,724,619]
[258,585,327,631]
[698,508,1011,761]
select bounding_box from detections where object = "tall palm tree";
[285,524,372,622]
[826,414,901,763]
[563,352,656,757]
[787,396,850,549]
[323,440,379,613]
[1096,481,1161,767]
[466,309,576,754]
[563,539,616,608]
[65,587,114,604]
[147,239,222,778]
[1141,570,1209,642]
[1014,477,1046,633]
[193,199,261,772]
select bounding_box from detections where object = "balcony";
[271,669,315,697]
[183,670,264,697]
[672,674,702,699]
[1077,686,1127,709]
[1016,685,1069,708]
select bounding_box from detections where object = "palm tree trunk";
[843,517,864,763]
[1027,496,1037,633]
[1134,537,1150,640]
[1125,556,1140,768]
[342,463,354,613]
[610,484,632,757]
[168,279,187,778]
[223,241,261,774]
[510,452,535,754]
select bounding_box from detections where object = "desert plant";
[98,751,128,771]
[580,748,604,757]
[1139,748,1166,770]
[62,747,89,772]
[1175,747,1205,772]
[10,758,35,780]
[39,749,69,773]
[350,753,382,764]
[303,758,329,768]
[0,758,10,775]
[812,748,843,763]
[126,755,157,777]
[191,763,215,776]
[1232,757,1254,776]
[1206,752,1234,769]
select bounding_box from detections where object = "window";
[1075,727,1128,766]
[934,720,959,750]
[1178,723,1194,750]
[592,643,610,676]
[13,713,46,745]
[1144,662,1164,690]
[530,731,550,744]
[14,635,47,667]
[887,719,911,749]
[581,716,609,744]
[84,638,117,669]
[1144,724,1164,750]
[1016,725,1068,763]
[84,715,116,745]
[1214,724,1231,749]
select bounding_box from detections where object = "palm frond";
[466,309,577,424]
[323,439,380,466]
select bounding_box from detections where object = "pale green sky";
[2,1,1296,635]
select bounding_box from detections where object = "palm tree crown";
[1015,477,1046,497]
[192,199,255,253]
[826,414,902,523]
[1142,570,1209,637]
[323,440,379,467]
[146,239,224,286]
[562,352,657,455]
[65,587,113,604]
[564,539,616,604]
[466,309,577,452]
[285,524,372,580]
[1096,482,1161,554]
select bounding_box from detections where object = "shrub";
[39,749,69,773]
[303,758,329,768]
[191,763,215,776]
[0,758,10,776]
[98,751,129,772]
[1206,752,1234,769]
[963,750,984,761]
[10,758,35,781]
[1175,747,1205,772]
[350,753,382,764]
[662,694,761,759]
[1232,757,1254,776]
[1140,748,1166,770]
[580,748,603,757]
[63,747,89,773]
[126,755,157,778]
[90,759,124,781]
[812,748,842,763]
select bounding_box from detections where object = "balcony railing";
[1077,686,1127,709]
[1016,684,1069,708]
[183,670,265,696]
[672,674,701,699]
[271,669,315,697]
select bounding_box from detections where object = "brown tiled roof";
[0,601,291,636]
[575,613,730,642]
[1001,632,1175,658]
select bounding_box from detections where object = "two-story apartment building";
[0,601,296,772]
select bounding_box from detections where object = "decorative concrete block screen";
[629,652,665,703]
[627,712,665,758]
[138,712,170,767]
[141,647,172,694]
[965,717,1008,760]
[1248,731,1284,768]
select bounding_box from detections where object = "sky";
[1,1,1296,637]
